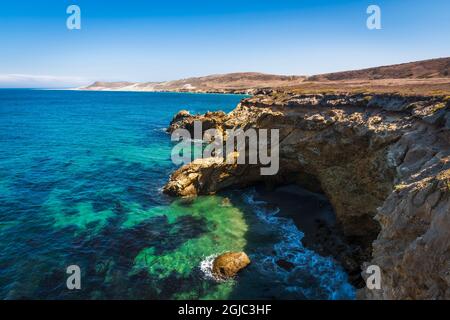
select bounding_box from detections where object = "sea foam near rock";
[242,189,355,300]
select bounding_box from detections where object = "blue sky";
[0,0,449,87]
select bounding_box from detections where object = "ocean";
[0,89,354,299]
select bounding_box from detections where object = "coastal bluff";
[163,92,450,299]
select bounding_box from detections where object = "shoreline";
[73,88,254,96]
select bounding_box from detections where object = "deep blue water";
[0,89,354,299]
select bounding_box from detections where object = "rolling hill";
[81,57,450,95]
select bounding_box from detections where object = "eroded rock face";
[212,252,251,279]
[164,92,450,299]
[163,154,264,197]
[167,110,230,135]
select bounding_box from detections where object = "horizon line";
[1,56,449,89]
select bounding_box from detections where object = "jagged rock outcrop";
[167,110,230,135]
[164,92,450,299]
[163,153,264,197]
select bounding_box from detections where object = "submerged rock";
[212,252,251,279]
[276,259,295,271]
[220,197,232,207]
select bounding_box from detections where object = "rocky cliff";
[163,92,450,299]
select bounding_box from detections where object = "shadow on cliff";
[220,184,364,299]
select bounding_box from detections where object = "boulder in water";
[212,252,250,278]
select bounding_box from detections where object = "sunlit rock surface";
[164,92,450,299]
[212,252,251,279]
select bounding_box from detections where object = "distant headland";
[80,57,450,96]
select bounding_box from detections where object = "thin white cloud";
[0,74,90,88]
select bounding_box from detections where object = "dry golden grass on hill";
[83,57,450,96]
[284,78,450,96]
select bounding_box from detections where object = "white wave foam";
[241,188,355,299]
[199,254,218,280]
[199,253,239,284]
[153,127,168,133]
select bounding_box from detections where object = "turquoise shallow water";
[0,89,354,299]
